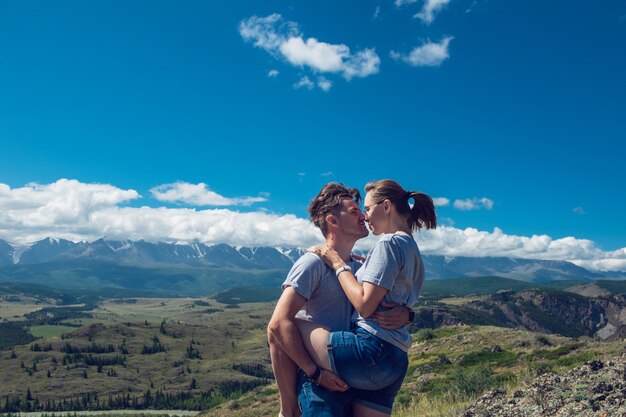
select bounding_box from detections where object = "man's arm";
[267,286,348,392]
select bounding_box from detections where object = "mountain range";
[0,237,623,295]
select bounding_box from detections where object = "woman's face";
[364,192,388,235]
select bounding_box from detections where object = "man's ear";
[325,214,338,228]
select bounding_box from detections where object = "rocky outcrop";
[420,289,626,340]
[464,358,626,417]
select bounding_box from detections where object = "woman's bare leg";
[352,403,390,417]
[269,342,301,417]
[294,320,332,371]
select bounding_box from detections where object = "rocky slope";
[413,289,626,340]
[464,357,626,416]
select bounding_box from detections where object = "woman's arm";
[311,246,388,318]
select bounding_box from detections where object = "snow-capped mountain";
[0,237,623,282]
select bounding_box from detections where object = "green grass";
[30,325,78,338]
[212,287,281,304]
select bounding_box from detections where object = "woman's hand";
[308,245,344,270]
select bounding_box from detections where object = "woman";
[301,179,436,416]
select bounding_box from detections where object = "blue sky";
[0,0,625,271]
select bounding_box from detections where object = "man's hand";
[316,369,349,392]
[372,302,410,329]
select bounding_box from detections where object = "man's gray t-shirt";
[355,233,424,352]
[283,252,362,332]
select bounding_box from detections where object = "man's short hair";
[307,183,361,236]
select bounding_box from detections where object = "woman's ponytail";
[406,191,436,231]
[365,180,437,232]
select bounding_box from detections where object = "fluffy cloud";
[268,69,280,77]
[0,179,316,247]
[433,197,450,207]
[0,179,139,243]
[239,14,380,81]
[395,0,419,6]
[317,77,332,92]
[1,179,625,272]
[293,76,314,90]
[414,0,451,24]
[391,37,453,67]
[150,182,268,206]
[572,206,586,215]
[413,227,626,272]
[454,197,494,211]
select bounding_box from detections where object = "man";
[267,183,411,417]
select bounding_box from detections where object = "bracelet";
[315,369,324,385]
[335,265,352,277]
[306,367,322,384]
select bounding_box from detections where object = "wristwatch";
[406,307,415,325]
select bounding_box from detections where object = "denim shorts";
[327,327,408,414]
[296,368,354,417]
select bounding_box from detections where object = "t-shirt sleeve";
[358,238,402,291]
[282,254,323,300]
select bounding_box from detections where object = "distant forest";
[1,379,270,412]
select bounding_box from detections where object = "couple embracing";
[268,180,436,417]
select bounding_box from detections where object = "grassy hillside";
[199,326,625,417]
[421,276,585,298]
[0,296,276,412]
[2,280,624,415]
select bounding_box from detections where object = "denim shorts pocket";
[366,348,402,388]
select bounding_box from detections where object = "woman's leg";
[294,320,332,371]
[269,342,301,417]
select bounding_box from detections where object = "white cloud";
[268,69,279,77]
[1,179,625,272]
[413,227,626,272]
[317,77,332,91]
[372,6,381,19]
[466,0,478,13]
[414,0,451,24]
[293,76,314,90]
[572,206,586,215]
[395,0,419,6]
[391,37,453,67]
[238,14,299,52]
[150,182,268,207]
[239,14,380,81]
[454,197,494,211]
[0,179,139,243]
[433,197,450,207]
[320,171,334,177]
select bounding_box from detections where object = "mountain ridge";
[0,237,623,286]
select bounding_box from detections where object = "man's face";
[333,199,369,240]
